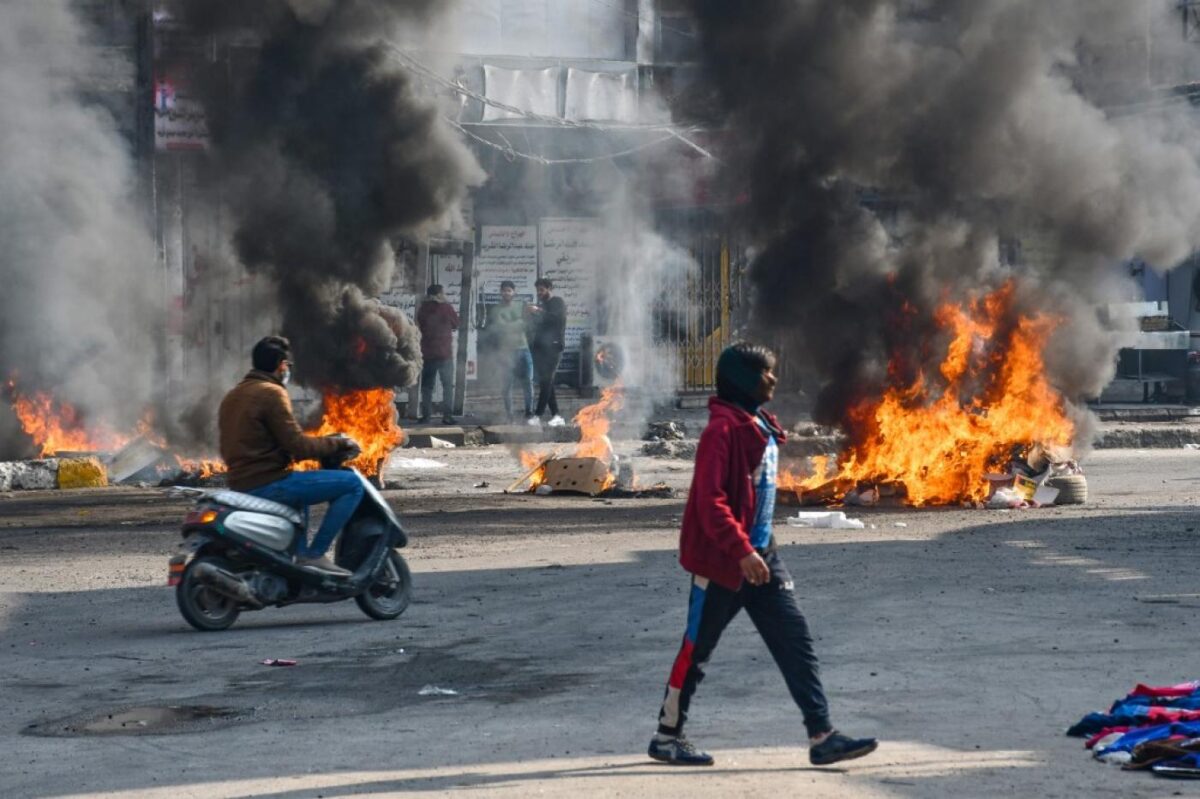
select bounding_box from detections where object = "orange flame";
[7,382,130,456]
[520,449,550,490]
[781,284,1075,506]
[514,384,626,493]
[574,385,624,461]
[297,388,402,477]
[177,458,226,479]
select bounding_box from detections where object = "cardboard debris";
[107,437,173,485]
[1032,484,1061,506]
[542,457,613,496]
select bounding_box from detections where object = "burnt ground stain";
[24,704,245,737]
[21,643,581,737]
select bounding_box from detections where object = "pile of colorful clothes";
[1068,680,1200,777]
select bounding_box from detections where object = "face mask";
[280,368,291,386]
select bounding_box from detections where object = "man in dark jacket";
[218,336,362,575]
[526,277,567,427]
[416,284,460,424]
[647,342,879,767]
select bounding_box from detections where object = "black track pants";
[656,549,833,738]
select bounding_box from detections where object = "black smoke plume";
[184,0,483,390]
[686,1,1200,430]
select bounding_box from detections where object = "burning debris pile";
[681,1,1200,508]
[3,377,404,489]
[778,284,1085,508]
[509,386,671,499]
[1,0,481,470]
[297,388,404,477]
[3,380,222,486]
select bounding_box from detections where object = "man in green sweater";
[483,280,536,424]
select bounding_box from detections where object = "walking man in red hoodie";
[648,342,879,767]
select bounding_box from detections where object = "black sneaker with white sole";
[809,731,878,766]
[647,735,715,766]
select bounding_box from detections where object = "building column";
[636,0,657,64]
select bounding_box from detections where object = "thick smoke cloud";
[687,1,1200,429]
[184,0,484,390]
[0,1,159,457]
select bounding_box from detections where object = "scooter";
[166,452,412,631]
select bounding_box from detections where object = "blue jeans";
[420,358,455,420]
[502,348,534,418]
[246,470,364,558]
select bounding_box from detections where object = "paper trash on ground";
[786,511,866,530]
[1032,484,1060,506]
[418,685,459,696]
[391,457,447,470]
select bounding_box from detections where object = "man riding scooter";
[218,336,363,576]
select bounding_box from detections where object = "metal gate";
[652,211,743,393]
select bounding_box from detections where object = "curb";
[1093,427,1200,449]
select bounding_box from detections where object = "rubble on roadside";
[644,420,688,442]
[640,439,697,459]
[780,441,1088,510]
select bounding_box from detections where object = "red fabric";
[1086,728,1131,749]
[668,640,695,689]
[416,300,459,360]
[1143,708,1200,725]
[678,397,786,591]
[1130,681,1200,699]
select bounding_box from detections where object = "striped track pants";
[656,549,832,739]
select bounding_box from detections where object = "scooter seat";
[206,490,304,526]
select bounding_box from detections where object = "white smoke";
[0,0,159,455]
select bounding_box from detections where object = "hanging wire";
[443,115,682,164]
[384,43,715,159]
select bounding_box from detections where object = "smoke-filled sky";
[182,0,484,391]
[686,0,1200,427]
[0,0,159,456]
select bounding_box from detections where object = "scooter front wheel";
[177,555,242,631]
[355,550,412,621]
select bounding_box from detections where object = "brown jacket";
[218,370,344,491]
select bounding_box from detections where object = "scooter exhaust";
[192,562,264,609]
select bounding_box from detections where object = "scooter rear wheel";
[355,550,412,620]
[177,555,242,631]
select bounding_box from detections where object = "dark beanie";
[716,342,774,413]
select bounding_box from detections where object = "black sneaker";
[417,416,430,424]
[647,734,714,766]
[809,731,878,766]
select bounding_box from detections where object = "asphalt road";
[1,446,1199,798]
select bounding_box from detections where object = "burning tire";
[355,550,412,621]
[176,555,242,631]
[1047,474,1088,505]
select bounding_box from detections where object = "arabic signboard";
[154,78,209,152]
[476,225,538,304]
[538,217,600,351]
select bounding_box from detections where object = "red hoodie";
[679,397,787,591]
